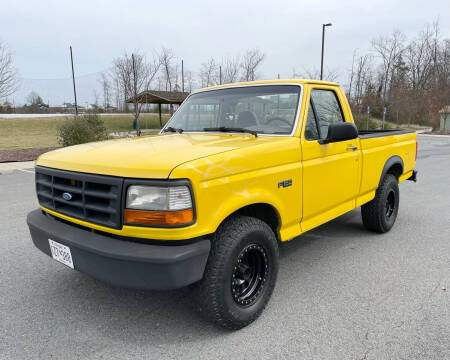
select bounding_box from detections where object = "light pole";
[320,23,332,81]
[69,46,78,116]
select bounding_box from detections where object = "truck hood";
[37,133,271,178]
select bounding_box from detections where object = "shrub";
[58,112,107,147]
[354,116,380,130]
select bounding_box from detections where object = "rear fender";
[378,155,404,187]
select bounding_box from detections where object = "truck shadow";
[279,209,369,257]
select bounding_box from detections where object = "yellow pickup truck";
[27,79,417,329]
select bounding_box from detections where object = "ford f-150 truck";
[27,79,417,329]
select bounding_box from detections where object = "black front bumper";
[27,209,211,290]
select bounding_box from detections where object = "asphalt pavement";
[0,135,449,360]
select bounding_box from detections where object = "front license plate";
[48,239,74,269]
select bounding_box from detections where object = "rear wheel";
[194,215,279,330]
[361,174,399,233]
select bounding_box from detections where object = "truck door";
[300,87,360,232]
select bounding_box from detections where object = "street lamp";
[320,23,332,81]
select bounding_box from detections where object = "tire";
[361,174,400,233]
[194,215,279,330]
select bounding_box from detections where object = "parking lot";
[1,135,449,359]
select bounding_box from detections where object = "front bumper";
[27,209,211,290]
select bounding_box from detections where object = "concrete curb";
[415,128,433,134]
[417,133,450,138]
[0,161,35,175]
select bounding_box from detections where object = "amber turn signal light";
[124,208,194,226]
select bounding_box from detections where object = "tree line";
[346,22,450,128]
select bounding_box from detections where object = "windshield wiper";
[162,126,184,134]
[203,127,258,137]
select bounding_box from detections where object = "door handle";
[346,145,357,151]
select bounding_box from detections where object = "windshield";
[163,85,301,135]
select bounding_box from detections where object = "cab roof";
[193,79,340,93]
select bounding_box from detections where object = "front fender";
[173,161,302,241]
[198,176,302,241]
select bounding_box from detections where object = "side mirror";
[319,122,358,144]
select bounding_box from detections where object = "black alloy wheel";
[385,189,396,219]
[231,243,269,306]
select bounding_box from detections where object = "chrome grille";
[35,166,123,229]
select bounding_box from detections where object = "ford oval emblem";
[62,192,73,201]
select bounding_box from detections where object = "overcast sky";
[1,0,449,104]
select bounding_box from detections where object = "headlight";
[124,185,194,226]
[126,185,192,211]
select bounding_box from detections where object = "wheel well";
[379,156,404,187]
[386,163,403,179]
[230,203,280,239]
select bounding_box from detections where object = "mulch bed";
[0,147,58,163]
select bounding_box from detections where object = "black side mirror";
[319,122,358,144]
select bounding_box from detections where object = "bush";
[354,116,380,130]
[58,112,107,147]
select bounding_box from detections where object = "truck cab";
[27,79,417,329]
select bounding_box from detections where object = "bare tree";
[347,50,358,99]
[0,41,19,99]
[26,91,43,106]
[112,51,160,134]
[371,30,406,103]
[293,67,339,82]
[199,58,219,87]
[223,56,241,83]
[240,49,265,81]
[348,54,373,115]
[172,62,181,91]
[99,73,112,110]
[184,70,195,92]
[111,59,129,112]
[92,89,99,107]
[405,26,434,90]
[160,47,175,91]
[422,22,450,127]
[112,77,122,111]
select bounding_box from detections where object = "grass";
[0,113,430,151]
[0,114,170,150]
[353,115,429,131]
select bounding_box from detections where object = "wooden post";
[159,103,162,128]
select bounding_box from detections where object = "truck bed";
[357,129,417,204]
[358,129,415,139]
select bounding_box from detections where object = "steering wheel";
[265,117,292,127]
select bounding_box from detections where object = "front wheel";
[194,215,279,330]
[361,174,400,233]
